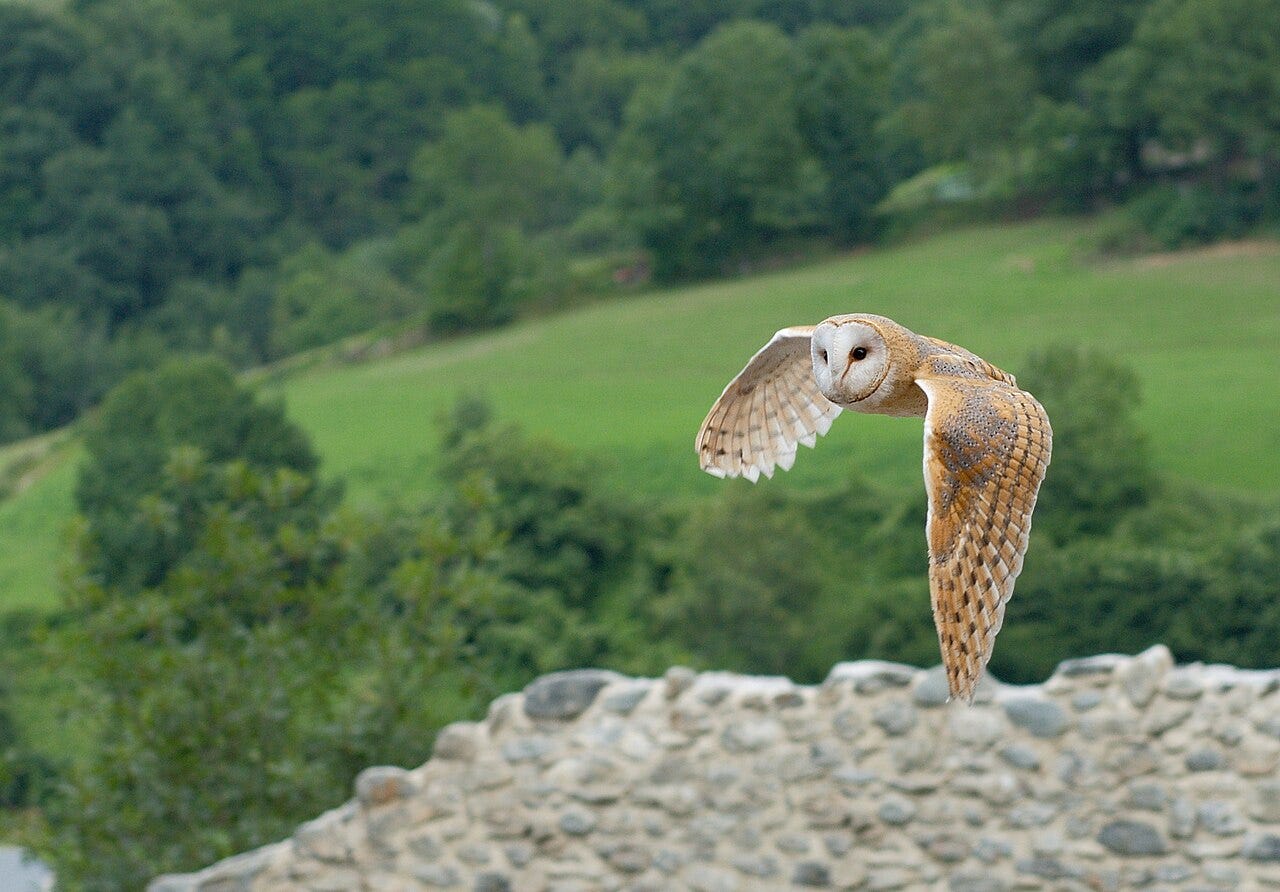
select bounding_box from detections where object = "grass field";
[0,218,1277,619]
[274,218,1280,502]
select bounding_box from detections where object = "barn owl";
[695,314,1052,702]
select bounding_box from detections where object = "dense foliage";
[0,0,1276,439]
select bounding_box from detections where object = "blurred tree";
[0,0,275,328]
[1132,0,1280,163]
[438,397,648,615]
[900,4,1035,180]
[408,105,571,233]
[627,0,750,47]
[997,0,1149,99]
[75,358,324,590]
[1016,345,1156,542]
[1020,98,1124,210]
[0,302,149,434]
[500,0,648,83]
[795,24,892,241]
[400,104,573,330]
[46,393,682,887]
[1125,0,1280,210]
[611,21,827,277]
[654,486,838,679]
[48,460,504,889]
[999,500,1280,681]
[549,49,666,153]
[264,241,415,357]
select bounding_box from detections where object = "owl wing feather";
[696,327,841,481]
[916,366,1052,703]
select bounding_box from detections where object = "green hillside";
[276,218,1280,501]
[1,219,1278,617]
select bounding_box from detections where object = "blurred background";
[0,0,1277,886]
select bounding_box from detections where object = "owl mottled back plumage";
[696,314,1052,702]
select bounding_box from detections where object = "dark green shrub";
[1127,183,1259,248]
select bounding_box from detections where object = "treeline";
[7,348,1276,887]
[2,0,1278,439]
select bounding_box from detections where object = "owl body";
[695,313,1051,702]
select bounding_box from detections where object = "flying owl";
[695,314,1052,702]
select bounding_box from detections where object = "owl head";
[810,316,893,406]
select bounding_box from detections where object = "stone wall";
[151,646,1280,891]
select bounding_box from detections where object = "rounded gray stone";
[1259,715,1280,739]
[474,874,511,892]
[878,795,917,826]
[501,735,553,763]
[912,667,951,707]
[864,867,917,890]
[825,661,917,694]
[720,718,782,753]
[1199,800,1246,836]
[432,723,480,761]
[1002,697,1068,738]
[974,838,1012,864]
[1008,803,1057,828]
[949,707,1004,747]
[1163,668,1205,700]
[1251,779,1280,822]
[1097,819,1168,856]
[558,807,597,836]
[523,669,620,720]
[663,666,696,699]
[774,689,805,709]
[1117,646,1172,708]
[355,766,415,807]
[776,833,811,854]
[1126,782,1167,811]
[1054,654,1123,678]
[603,844,651,874]
[602,684,650,715]
[1244,834,1280,861]
[413,864,460,887]
[1185,747,1225,771]
[1169,797,1197,839]
[998,744,1041,771]
[1154,863,1193,883]
[1071,690,1103,712]
[949,872,1009,892]
[793,861,832,887]
[1016,857,1080,880]
[872,700,917,736]
[923,834,969,863]
[730,854,778,878]
[832,708,863,740]
[1204,863,1243,884]
[892,737,936,773]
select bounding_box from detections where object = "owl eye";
[819,349,828,364]
[851,347,868,361]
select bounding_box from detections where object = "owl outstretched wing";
[916,367,1052,702]
[696,326,842,481]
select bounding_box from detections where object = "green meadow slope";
[1,218,1278,617]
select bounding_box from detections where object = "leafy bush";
[1017,345,1156,542]
[1126,183,1260,248]
[47,467,507,889]
[0,618,56,811]
[74,358,325,590]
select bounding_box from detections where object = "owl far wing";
[916,371,1052,703]
[696,326,841,482]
